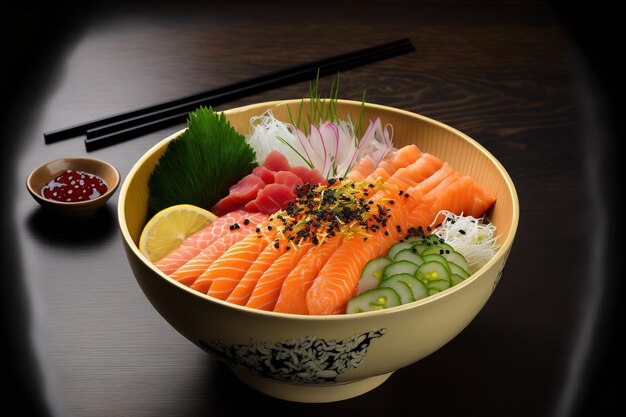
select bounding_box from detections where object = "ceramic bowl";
[27,157,120,218]
[118,99,519,403]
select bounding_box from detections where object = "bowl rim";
[118,99,520,320]
[27,156,121,206]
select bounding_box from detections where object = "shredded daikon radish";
[246,110,303,167]
[245,109,394,179]
[430,210,500,274]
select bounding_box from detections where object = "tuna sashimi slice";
[211,194,245,216]
[288,165,327,186]
[274,170,304,189]
[229,174,265,200]
[244,199,260,212]
[252,166,276,184]
[262,150,290,172]
[254,183,296,214]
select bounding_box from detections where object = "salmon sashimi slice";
[365,166,393,182]
[225,242,287,305]
[305,175,486,315]
[154,211,265,275]
[422,172,462,205]
[346,144,422,183]
[306,187,413,315]
[245,242,314,311]
[412,162,456,195]
[426,175,496,218]
[385,168,418,188]
[365,159,396,180]
[407,201,438,231]
[346,155,377,182]
[389,144,422,167]
[169,230,251,287]
[387,153,444,189]
[306,218,407,315]
[405,153,444,183]
[368,145,422,179]
[273,235,344,315]
[197,229,274,298]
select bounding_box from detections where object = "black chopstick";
[43,38,415,149]
[85,41,415,143]
[84,42,415,151]
[45,38,412,144]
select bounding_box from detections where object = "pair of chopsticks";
[44,38,415,151]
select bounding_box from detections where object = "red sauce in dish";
[41,169,108,202]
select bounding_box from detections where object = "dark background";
[2,1,620,416]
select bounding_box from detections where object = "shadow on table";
[25,203,117,247]
[197,313,568,417]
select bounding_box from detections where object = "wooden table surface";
[3,1,620,416]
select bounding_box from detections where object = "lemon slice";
[139,204,217,263]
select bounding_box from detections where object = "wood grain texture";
[3,1,618,417]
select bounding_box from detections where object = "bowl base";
[231,367,393,403]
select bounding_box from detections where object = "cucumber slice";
[421,253,451,274]
[411,234,445,252]
[416,261,451,283]
[382,273,428,301]
[450,274,465,286]
[392,248,424,265]
[402,234,431,244]
[448,262,470,279]
[443,251,469,274]
[379,279,414,304]
[402,235,423,243]
[426,279,451,291]
[386,241,414,259]
[346,287,402,313]
[421,243,456,256]
[382,260,419,279]
[424,244,469,274]
[411,244,429,255]
[356,257,392,295]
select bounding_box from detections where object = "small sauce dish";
[26,157,120,218]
